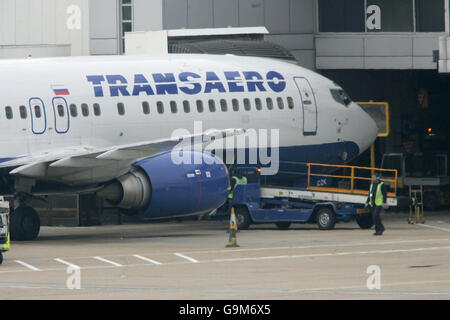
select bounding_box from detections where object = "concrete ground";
[0,211,449,300]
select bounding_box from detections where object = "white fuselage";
[0,54,377,178]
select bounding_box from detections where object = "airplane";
[0,54,378,241]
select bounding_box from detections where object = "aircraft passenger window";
[34,105,42,118]
[330,88,351,107]
[208,99,216,112]
[287,97,294,109]
[220,99,227,112]
[82,103,90,116]
[183,101,190,113]
[117,103,125,116]
[232,99,239,111]
[70,104,78,117]
[266,98,273,110]
[142,101,150,114]
[157,101,164,114]
[196,100,204,113]
[170,101,177,113]
[57,105,65,117]
[19,106,27,119]
[277,97,285,110]
[93,103,101,116]
[255,98,262,111]
[244,98,251,111]
[5,106,13,119]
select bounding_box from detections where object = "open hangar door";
[321,69,450,211]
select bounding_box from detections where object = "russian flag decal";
[52,85,70,96]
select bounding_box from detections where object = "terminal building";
[1,0,449,223]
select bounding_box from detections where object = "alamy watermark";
[170,121,280,175]
[66,4,82,30]
[366,265,381,290]
[66,266,81,290]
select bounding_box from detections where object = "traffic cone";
[226,207,240,248]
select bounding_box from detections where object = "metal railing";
[307,163,398,197]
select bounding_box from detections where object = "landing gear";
[10,205,40,241]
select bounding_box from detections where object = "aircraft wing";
[0,128,244,186]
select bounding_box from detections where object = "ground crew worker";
[225,174,247,214]
[209,173,248,218]
[366,174,388,236]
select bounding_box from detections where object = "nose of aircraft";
[350,102,379,155]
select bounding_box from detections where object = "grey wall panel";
[413,56,435,69]
[365,57,413,69]
[264,0,289,34]
[413,37,438,56]
[1,0,89,56]
[0,0,16,45]
[54,0,71,45]
[134,0,163,31]
[187,0,213,28]
[238,0,264,27]
[316,37,364,57]
[29,0,43,45]
[265,34,314,51]
[291,49,315,70]
[316,56,364,69]
[213,0,239,27]
[164,0,188,29]
[90,0,118,38]
[90,39,119,55]
[15,0,30,45]
[365,37,412,57]
[0,45,70,59]
[290,0,314,33]
[41,0,56,45]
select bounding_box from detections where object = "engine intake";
[98,151,229,218]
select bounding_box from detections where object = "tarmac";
[0,211,449,300]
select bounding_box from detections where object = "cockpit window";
[330,88,352,107]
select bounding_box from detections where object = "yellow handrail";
[307,163,398,196]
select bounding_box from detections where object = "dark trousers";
[371,205,385,233]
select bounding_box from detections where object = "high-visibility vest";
[1,233,9,252]
[228,176,247,199]
[369,182,384,206]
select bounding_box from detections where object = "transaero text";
[86,71,286,97]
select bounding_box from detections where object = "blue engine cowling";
[103,151,230,219]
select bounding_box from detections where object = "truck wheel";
[10,206,40,241]
[424,192,440,211]
[0,252,3,265]
[235,207,251,230]
[275,222,291,230]
[356,213,374,229]
[316,207,336,230]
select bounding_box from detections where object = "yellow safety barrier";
[307,163,398,197]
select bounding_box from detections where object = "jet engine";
[98,151,230,218]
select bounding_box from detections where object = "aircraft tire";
[11,205,40,241]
